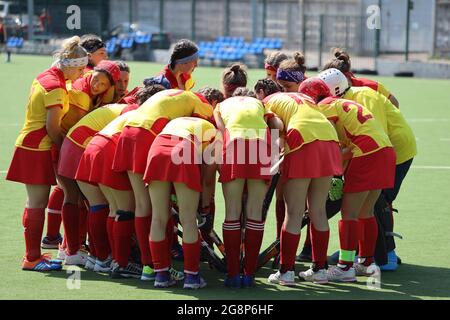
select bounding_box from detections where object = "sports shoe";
[169,267,184,281]
[224,275,242,288]
[93,255,113,273]
[84,255,96,271]
[110,262,143,279]
[354,262,379,277]
[141,265,156,281]
[268,270,296,286]
[299,268,328,284]
[22,256,63,272]
[41,234,63,249]
[154,271,177,288]
[183,273,207,289]
[241,275,255,288]
[296,245,312,262]
[171,242,184,261]
[64,250,88,266]
[57,245,67,260]
[41,253,63,265]
[327,266,356,282]
[379,250,399,271]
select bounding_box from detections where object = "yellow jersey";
[344,87,416,164]
[263,92,339,154]
[160,117,217,152]
[15,66,69,151]
[66,104,136,148]
[217,96,269,141]
[124,89,213,136]
[317,97,392,158]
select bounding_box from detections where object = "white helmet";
[318,68,350,96]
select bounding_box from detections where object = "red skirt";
[144,134,202,192]
[75,134,132,190]
[344,147,396,193]
[112,126,156,174]
[6,147,57,185]
[57,138,85,180]
[219,133,272,183]
[282,140,343,180]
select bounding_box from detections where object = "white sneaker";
[84,255,96,271]
[57,245,67,260]
[327,266,356,282]
[268,270,296,286]
[354,262,380,277]
[94,255,113,273]
[64,250,88,266]
[299,268,328,284]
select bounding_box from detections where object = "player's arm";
[46,107,64,147]
[213,108,226,133]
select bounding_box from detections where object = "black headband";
[84,41,106,54]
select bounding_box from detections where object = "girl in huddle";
[145,117,218,289]
[6,36,88,271]
[214,91,272,288]
[255,80,342,285]
[299,70,396,282]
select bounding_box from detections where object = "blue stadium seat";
[120,38,134,49]
[7,37,24,48]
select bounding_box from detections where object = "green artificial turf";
[1,54,449,300]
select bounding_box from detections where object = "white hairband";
[60,56,89,67]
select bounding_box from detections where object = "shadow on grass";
[42,260,450,300]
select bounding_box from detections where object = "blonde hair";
[53,36,88,67]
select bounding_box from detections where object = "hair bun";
[293,51,305,66]
[230,64,241,72]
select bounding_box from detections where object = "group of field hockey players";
[7,34,416,290]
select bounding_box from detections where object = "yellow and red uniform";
[144,117,217,192]
[263,92,342,179]
[317,97,396,192]
[343,87,417,165]
[113,89,213,174]
[7,66,69,185]
[216,96,272,182]
[61,71,115,134]
[75,111,136,190]
[160,65,195,91]
[347,72,392,100]
[58,103,138,179]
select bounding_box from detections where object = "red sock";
[280,226,300,273]
[303,223,312,248]
[135,216,152,266]
[89,206,110,260]
[244,219,264,276]
[275,199,285,239]
[183,236,201,274]
[223,220,242,277]
[106,216,115,260]
[150,238,170,272]
[338,220,359,267]
[23,208,45,261]
[310,224,329,269]
[358,216,378,266]
[62,203,80,255]
[79,205,88,247]
[46,187,64,238]
[113,218,134,267]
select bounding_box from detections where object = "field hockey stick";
[209,229,226,258]
[262,153,285,222]
[171,207,227,272]
[256,239,280,271]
